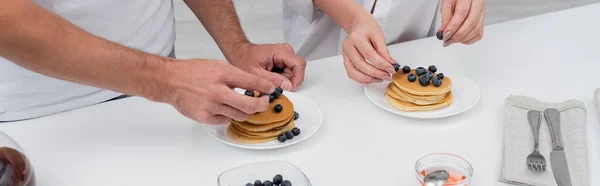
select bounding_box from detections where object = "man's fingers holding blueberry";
[254,69,294,92]
[212,104,248,121]
[219,88,270,114]
[222,67,275,94]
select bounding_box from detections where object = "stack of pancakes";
[227,92,296,144]
[385,69,453,111]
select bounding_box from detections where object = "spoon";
[423,170,449,186]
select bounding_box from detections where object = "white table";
[2,3,600,186]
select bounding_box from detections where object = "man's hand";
[161,59,275,125]
[438,0,486,47]
[230,42,306,92]
[184,0,306,91]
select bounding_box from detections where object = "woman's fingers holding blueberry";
[461,8,485,45]
[342,52,381,84]
[452,0,484,43]
[343,43,390,81]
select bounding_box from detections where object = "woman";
[284,0,485,84]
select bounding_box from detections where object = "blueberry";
[285,131,294,139]
[281,180,292,186]
[272,91,281,99]
[269,94,275,103]
[244,90,255,97]
[407,74,417,82]
[254,180,263,186]
[277,134,287,142]
[263,181,273,186]
[415,67,426,76]
[271,66,284,73]
[426,71,434,78]
[419,75,431,86]
[436,31,444,40]
[273,174,283,184]
[428,65,437,73]
[293,111,299,120]
[402,66,411,73]
[292,127,301,136]
[432,76,443,87]
[275,87,284,94]
[274,104,283,113]
[246,183,253,186]
[392,63,401,72]
[437,73,444,79]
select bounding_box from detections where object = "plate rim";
[364,76,480,119]
[204,91,323,150]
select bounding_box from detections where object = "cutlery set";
[526,109,572,186]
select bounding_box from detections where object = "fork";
[526,110,546,171]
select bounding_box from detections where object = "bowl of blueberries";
[218,161,311,186]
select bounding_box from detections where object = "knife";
[544,108,572,186]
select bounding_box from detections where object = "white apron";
[284,0,442,61]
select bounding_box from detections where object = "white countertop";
[2,3,600,186]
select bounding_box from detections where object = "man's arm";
[0,0,169,101]
[183,0,250,62]
[184,0,307,92]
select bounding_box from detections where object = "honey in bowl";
[0,147,35,186]
[419,167,467,186]
[415,153,472,186]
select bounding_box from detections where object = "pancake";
[385,91,453,111]
[389,83,446,105]
[230,120,296,139]
[385,84,410,102]
[227,121,296,144]
[245,94,295,124]
[392,69,452,96]
[232,114,294,132]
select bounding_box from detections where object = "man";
[0,0,306,124]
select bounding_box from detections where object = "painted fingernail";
[385,67,396,74]
[380,75,392,81]
[372,78,384,83]
[280,81,292,91]
[443,40,454,47]
[443,31,453,41]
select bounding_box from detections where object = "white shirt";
[0,0,175,121]
[284,0,442,61]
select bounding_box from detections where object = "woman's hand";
[342,11,397,84]
[438,0,486,47]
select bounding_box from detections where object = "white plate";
[364,76,480,119]
[204,90,323,150]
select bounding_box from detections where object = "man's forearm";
[313,0,371,33]
[0,0,170,101]
[184,0,250,62]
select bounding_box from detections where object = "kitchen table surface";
[1,3,599,186]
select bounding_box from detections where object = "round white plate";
[204,90,323,150]
[364,76,480,119]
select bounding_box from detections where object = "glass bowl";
[0,130,35,186]
[415,153,473,186]
[218,161,311,186]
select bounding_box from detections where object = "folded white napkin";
[499,95,589,186]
